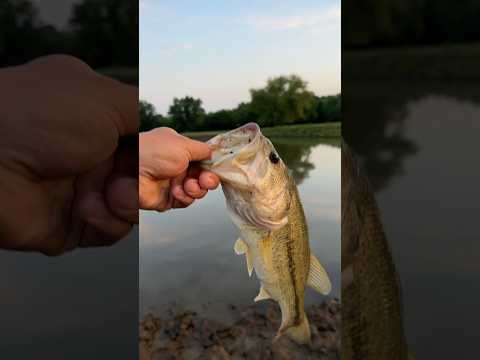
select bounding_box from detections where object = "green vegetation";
[344,42,480,80]
[183,123,340,141]
[140,75,341,133]
[1,0,138,68]
[249,75,316,126]
[262,123,340,138]
[168,96,206,132]
[344,0,480,48]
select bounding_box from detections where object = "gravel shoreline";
[140,299,340,360]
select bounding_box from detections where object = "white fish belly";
[243,231,283,302]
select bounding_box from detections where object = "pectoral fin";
[234,238,247,255]
[307,254,332,295]
[254,286,270,302]
[234,238,254,277]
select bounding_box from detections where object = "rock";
[182,344,204,360]
[200,345,231,360]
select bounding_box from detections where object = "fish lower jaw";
[221,180,252,193]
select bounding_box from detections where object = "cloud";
[242,5,340,32]
[159,43,194,56]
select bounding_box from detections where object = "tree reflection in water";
[273,137,340,185]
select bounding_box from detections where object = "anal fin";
[254,286,270,302]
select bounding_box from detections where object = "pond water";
[344,81,480,359]
[0,231,138,359]
[140,137,341,317]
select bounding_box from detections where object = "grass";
[272,136,341,148]
[344,42,480,80]
[183,122,341,140]
[262,122,340,138]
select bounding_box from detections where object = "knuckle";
[29,54,92,73]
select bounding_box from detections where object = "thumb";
[180,136,212,161]
[96,73,139,136]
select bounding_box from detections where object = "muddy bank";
[140,299,340,360]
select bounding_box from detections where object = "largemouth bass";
[201,123,332,345]
[342,140,414,360]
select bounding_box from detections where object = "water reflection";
[343,81,480,359]
[274,137,340,185]
[344,82,480,192]
[343,83,418,191]
[140,138,341,317]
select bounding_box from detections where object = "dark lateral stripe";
[286,232,300,324]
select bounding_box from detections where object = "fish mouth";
[201,122,262,169]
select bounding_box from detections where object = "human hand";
[0,55,138,255]
[139,127,220,211]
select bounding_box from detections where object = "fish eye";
[269,151,280,164]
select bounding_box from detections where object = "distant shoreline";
[344,42,480,80]
[183,122,341,140]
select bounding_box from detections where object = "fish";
[201,122,332,345]
[342,140,414,360]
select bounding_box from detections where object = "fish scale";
[271,180,310,328]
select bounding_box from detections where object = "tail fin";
[277,313,311,345]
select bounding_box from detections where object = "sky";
[31,0,81,29]
[140,0,341,114]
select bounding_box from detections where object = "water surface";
[344,81,480,359]
[0,231,138,359]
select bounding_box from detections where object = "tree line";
[344,0,480,48]
[140,75,341,132]
[0,0,138,68]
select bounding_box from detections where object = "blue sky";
[140,0,341,114]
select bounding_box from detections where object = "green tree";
[168,96,205,132]
[70,0,138,68]
[203,110,234,131]
[231,102,256,128]
[318,95,342,123]
[139,100,169,132]
[343,0,423,47]
[140,100,157,131]
[249,75,316,127]
[0,0,59,66]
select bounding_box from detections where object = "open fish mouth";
[200,122,290,230]
[201,122,262,169]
